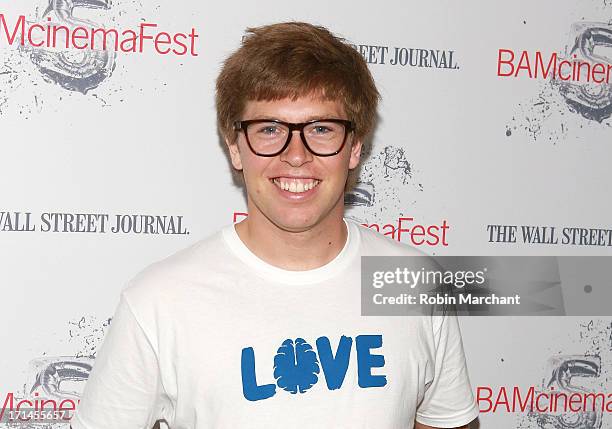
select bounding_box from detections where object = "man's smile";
[270,177,322,193]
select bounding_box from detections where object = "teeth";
[272,178,320,193]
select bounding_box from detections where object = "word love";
[241,334,387,401]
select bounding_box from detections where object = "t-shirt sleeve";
[71,291,167,429]
[415,311,479,428]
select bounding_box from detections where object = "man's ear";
[348,138,363,170]
[225,136,243,170]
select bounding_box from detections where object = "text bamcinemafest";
[0,14,199,56]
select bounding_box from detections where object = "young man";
[71,22,478,429]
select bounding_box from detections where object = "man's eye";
[257,126,280,135]
[312,126,331,134]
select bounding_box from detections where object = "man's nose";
[279,131,313,166]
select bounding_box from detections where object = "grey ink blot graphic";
[68,314,112,358]
[517,320,612,429]
[345,145,424,224]
[0,0,146,118]
[20,0,117,94]
[0,61,21,114]
[29,357,92,400]
[507,21,612,143]
[345,181,375,207]
[556,22,612,123]
[3,316,112,428]
[532,355,602,429]
[4,357,93,428]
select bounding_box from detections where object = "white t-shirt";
[71,219,479,429]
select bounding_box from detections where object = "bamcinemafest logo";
[497,49,612,84]
[0,13,199,56]
[478,320,612,429]
[233,212,450,247]
[497,22,612,123]
[0,1,200,94]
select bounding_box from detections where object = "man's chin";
[265,212,323,233]
[272,219,318,233]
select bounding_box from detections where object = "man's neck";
[234,209,348,271]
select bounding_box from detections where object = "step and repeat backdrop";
[1,0,612,427]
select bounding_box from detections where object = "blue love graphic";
[273,338,320,394]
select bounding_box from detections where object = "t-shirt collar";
[221,218,360,285]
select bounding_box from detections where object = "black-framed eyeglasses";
[233,119,355,157]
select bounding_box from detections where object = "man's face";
[225,95,362,232]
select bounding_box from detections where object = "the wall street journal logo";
[351,43,459,70]
[0,211,190,235]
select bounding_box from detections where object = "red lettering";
[515,51,533,78]
[51,24,70,49]
[120,29,138,53]
[591,63,606,84]
[535,391,549,412]
[535,51,557,79]
[71,26,89,49]
[513,386,534,412]
[397,217,413,243]
[576,61,591,82]
[361,223,380,232]
[188,28,199,56]
[154,31,172,55]
[15,399,32,411]
[551,391,565,413]
[91,27,120,51]
[426,225,440,246]
[0,392,15,423]
[440,220,450,246]
[27,23,45,47]
[493,387,510,412]
[558,60,572,81]
[477,386,493,412]
[16,399,33,420]
[59,399,76,421]
[583,392,605,412]
[173,32,188,56]
[233,212,248,223]
[0,14,25,45]
[40,399,57,411]
[411,224,425,245]
[139,22,156,53]
[230,212,449,247]
[381,223,395,239]
[497,49,515,77]
[569,393,583,412]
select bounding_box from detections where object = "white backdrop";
[1,0,612,427]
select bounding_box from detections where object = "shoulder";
[121,226,230,304]
[349,218,446,321]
